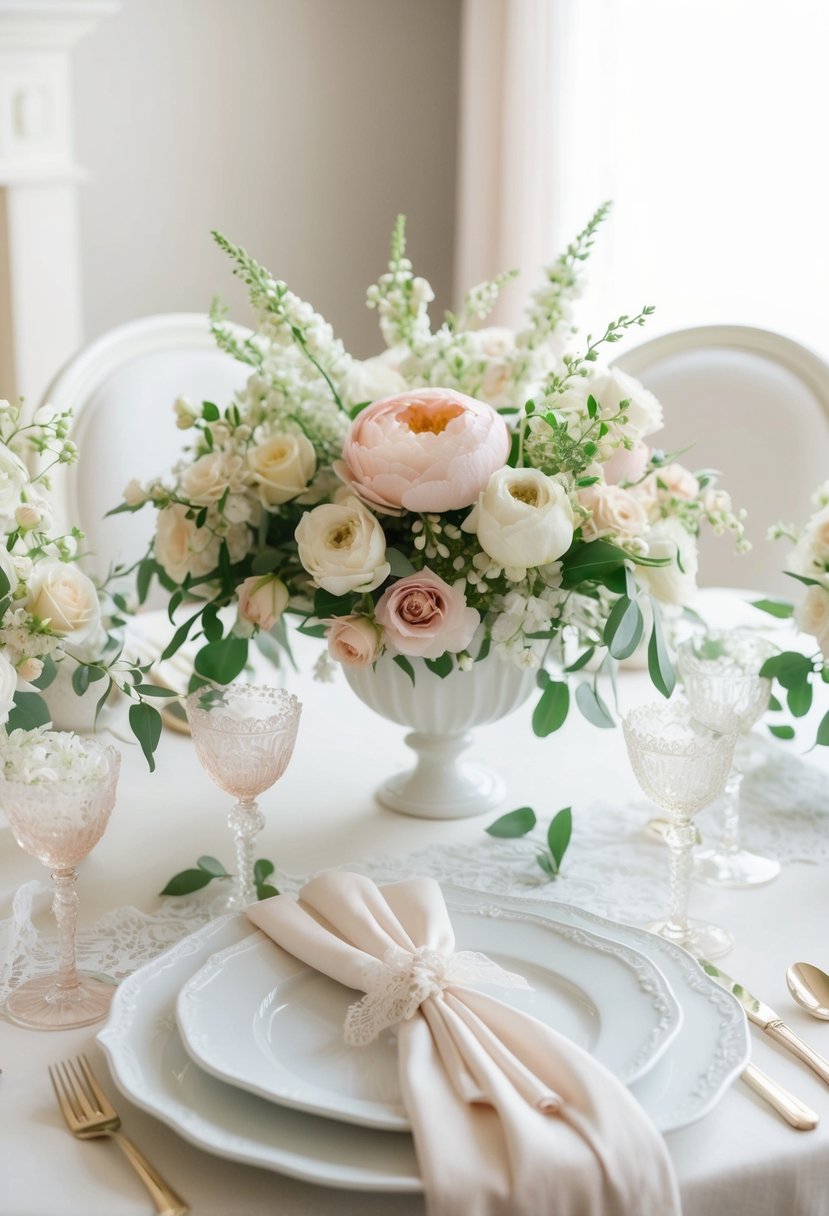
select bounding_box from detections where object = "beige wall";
[73,0,461,357]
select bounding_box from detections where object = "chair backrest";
[614,326,829,596]
[39,313,251,581]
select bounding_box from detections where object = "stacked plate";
[97,889,750,1193]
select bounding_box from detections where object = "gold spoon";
[787,963,829,1020]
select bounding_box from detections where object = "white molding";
[0,2,119,50]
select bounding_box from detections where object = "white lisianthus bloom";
[795,585,829,658]
[247,432,317,507]
[637,517,699,607]
[295,496,390,596]
[0,651,16,726]
[340,355,407,408]
[0,442,29,528]
[462,467,574,570]
[154,503,219,585]
[26,561,102,643]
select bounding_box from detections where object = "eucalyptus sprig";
[160,855,279,900]
[485,805,573,880]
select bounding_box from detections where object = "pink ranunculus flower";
[326,615,381,667]
[375,569,480,660]
[334,388,510,514]
[603,441,649,486]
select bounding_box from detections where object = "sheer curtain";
[456,0,829,353]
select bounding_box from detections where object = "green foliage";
[194,637,249,685]
[647,602,676,698]
[532,680,569,736]
[129,702,162,773]
[6,691,50,732]
[484,804,574,881]
[425,653,453,678]
[751,598,794,619]
[575,682,615,729]
[485,806,537,837]
[603,595,644,661]
[393,654,416,685]
[161,854,278,899]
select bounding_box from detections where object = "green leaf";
[137,559,155,605]
[296,620,328,639]
[750,598,794,619]
[256,882,280,900]
[575,681,615,728]
[202,400,220,422]
[425,653,453,678]
[475,635,491,663]
[532,680,570,736]
[133,683,180,698]
[816,710,829,746]
[768,724,795,740]
[194,636,249,684]
[0,566,10,600]
[128,702,163,772]
[603,595,644,660]
[6,691,51,732]
[787,680,813,718]
[313,588,355,618]
[72,665,91,696]
[561,540,627,589]
[197,855,229,876]
[161,608,203,662]
[759,651,812,689]
[31,654,57,691]
[202,603,223,643]
[536,852,557,879]
[784,570,823,588]
[768,693,783,712]
[393,654,416,685]
[547,806,572,869]
[160,868,215,896]
[253,857,275,884]
[647,603,676,698]
[386,548,416,577]
[565,647,595,673]
[485,806,537,838]
[251,549,282,575]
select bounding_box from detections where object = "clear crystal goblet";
[623,700,737,958]
[3,738,121,1030]
[185,685,302,910]
[678,631,780,887]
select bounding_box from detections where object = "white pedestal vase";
[343,650,536,820]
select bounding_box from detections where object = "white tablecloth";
[2,602,829,1216]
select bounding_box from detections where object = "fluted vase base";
[377,731,505,820]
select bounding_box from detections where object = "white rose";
[656,463,700,501]
[462,468,574,569]
[578,483,648,541]
[16,656,43,683]
[155,503,219,584]
[0,651,17,726]
[637,517,699,607]
[0,442,29,528]
[180,453,231,507]
[248,432,317,507]
[295,496,390,595]
[26,560,101,642]
[341,356,407,408]
[791,506,829,582]
[795,585,829,658]
[559,367,663,443]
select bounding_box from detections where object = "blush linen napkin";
[247,872,681,1216]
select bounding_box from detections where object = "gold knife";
[701,960,829,1086]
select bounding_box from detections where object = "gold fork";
[49,1055,189,1216]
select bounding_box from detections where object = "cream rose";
[295,496,390,596]
[637,518,699,607]
[558,367,663,443]
[657,463,700,501]
[0,651,16,727]
[795,585,829,658]
[26,560,101,642]
[237,574,289,632]
[578,484,648,541]
[122,479,148,508]
[462,468,574,569]
[155,503,220,585]
[248,432,317,508]
[326,615,381,667]
[180,452,242,507]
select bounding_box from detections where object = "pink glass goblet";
[3,737,121,1030]
[185,685,302,910]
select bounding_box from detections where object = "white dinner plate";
[176,904,683,1131]
[97,898,749,1193]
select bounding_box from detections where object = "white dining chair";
[614,326,829,596]
[37,313,252,582]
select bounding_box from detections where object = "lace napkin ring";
[344,944,532,1046]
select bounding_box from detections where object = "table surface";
[2,595,829,1216]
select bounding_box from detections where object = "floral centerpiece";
[0,402,170,768]
[118,206,746,753]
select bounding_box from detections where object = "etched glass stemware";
[678,631,780,887]
[185,685,302,909]
[623,701,737,958]
[3,735,121,1030]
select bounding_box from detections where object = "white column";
[0,1,118,408]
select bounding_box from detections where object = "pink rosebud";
[335,388,510,514]
[237,574,289,632]
[375,568,480,660]
[602,441,649,486]
[326,615,381,667]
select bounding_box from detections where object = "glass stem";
[228,798,264,909]
[719,767,743,854]
[52,867,80,993]
[664,814,696,941]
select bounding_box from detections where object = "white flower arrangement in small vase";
[119,205,748,817]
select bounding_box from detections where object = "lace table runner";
[1,739,827,1007]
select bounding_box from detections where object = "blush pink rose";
[375,568,480,659]
[603,441,649,486]
[326,615,381,667]
[335,388,510,514]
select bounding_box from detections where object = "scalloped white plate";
[175,904,682,1131]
